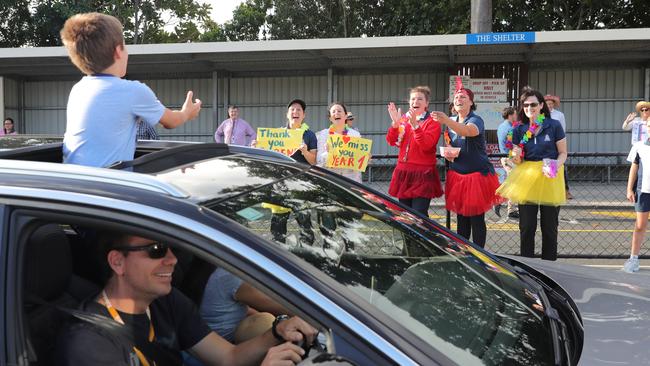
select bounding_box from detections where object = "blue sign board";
[466,32,535,45]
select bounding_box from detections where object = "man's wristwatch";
[271,314,290,341]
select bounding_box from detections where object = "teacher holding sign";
[316,102,363,183]
[286,99,317,165]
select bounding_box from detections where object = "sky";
[202,0,242,24]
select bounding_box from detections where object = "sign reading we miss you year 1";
[326,135,373,172]
[256,127,303,156]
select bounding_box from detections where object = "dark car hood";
[505,256,650,365]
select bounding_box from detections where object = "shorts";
[635,192,650,212]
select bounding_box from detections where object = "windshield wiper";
[513,266,573,366]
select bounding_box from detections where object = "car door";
[0,187,419,366]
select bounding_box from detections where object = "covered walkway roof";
[0,28,648,80]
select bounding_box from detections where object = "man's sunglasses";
[522,102,539,108]
[113,242,170,259]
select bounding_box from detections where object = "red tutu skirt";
[388,162,443,199]
[445,170,502,216]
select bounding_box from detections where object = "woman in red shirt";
[386,86,443,216]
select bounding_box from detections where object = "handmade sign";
[326,135,373,172]
[256,128,303,156]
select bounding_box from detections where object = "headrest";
[24,224,73,301]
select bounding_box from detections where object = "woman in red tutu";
[386,86,443,216]
[431,87,501,248]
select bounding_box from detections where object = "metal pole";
[470,0,492,34]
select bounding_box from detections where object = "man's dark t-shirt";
[56,288,211,366]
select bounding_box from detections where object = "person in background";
[214,105,256,146]
[317,102,363,183]
[1,117,17,135]
[386,86,443,216]
[496,87,567,261]
[545,94,572,199]
[345,112,357,130]
[259,99,317,247]
[136,118,159,140]
[544,95,566,132]
[623,114,650,272]
[495,107,518,219]
[60,13,201,168]
[622,101,650,145]
[432,87,501,248]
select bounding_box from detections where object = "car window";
[206,171,556,365]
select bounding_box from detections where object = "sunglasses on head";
[114,242,169,259]
[522,102,539,108]
[641,108,650,112]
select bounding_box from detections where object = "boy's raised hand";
[182,90,202,120]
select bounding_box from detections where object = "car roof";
[0,141,307,202]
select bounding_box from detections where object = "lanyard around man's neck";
[101,290,155,366]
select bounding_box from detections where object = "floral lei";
[505,113,545,158]
[329,124,349,135]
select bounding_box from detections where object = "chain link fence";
[363,152,641,259]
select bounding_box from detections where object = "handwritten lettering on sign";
[256,127,303,156]
[326,135,373,172]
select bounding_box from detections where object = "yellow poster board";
[326,135,372,172]
[256,128,303,156]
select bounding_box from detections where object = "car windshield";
[158,156,555,364]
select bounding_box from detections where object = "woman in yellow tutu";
[496,87,567,261]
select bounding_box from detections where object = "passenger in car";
[59,13,202,168]
[199,268,290,343]
[55,233,316,366]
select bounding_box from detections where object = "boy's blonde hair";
[60,13,124,75]
[409,86,431,102]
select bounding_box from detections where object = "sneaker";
[622,258,640,273]
[508,211,519,219]
[494,204,502,217]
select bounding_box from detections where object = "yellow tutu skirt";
[496,160,566,206]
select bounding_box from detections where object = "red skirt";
[445,170,502,216]
[389,163,443,199]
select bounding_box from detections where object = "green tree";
[493,0,650,31]
[224,0,271,41]
[26,0,213,46]
[0,0,31,47]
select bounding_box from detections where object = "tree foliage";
[0,0,33,47]
[493,0,650,32]
[0,0,648,47]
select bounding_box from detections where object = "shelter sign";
[466,32,535,45]
[256,127,303,156]
[326,135,373,172]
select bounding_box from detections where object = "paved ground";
[365,180,646,262]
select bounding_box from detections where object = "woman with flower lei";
[385,86,443,216]
[431,87,501,248]
[316,102,363,182]
[496,87,568,261]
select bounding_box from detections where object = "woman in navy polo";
[497,87,567,261]
[432,88,501,248]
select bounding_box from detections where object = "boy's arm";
[159,91,202,129]
[627,162,639,203]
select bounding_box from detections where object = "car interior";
[18,219,329,366]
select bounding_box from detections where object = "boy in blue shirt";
[60,13,202,167]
